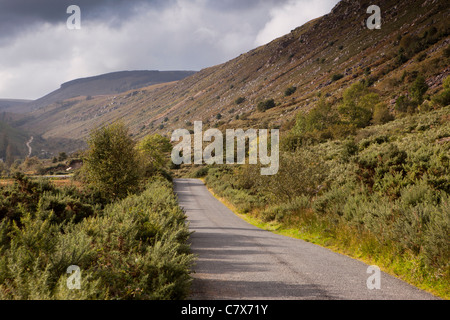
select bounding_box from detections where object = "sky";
[0,0,340,100]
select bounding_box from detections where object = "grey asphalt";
[174,178,439,300]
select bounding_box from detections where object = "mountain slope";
[20,0,450,146]
[27,70,196,111]
[0,99,33,114]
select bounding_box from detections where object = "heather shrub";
[260,148,329,202]
[423,194,449,271]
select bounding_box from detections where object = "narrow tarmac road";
[174,179,438,300]
[26,136,33,157]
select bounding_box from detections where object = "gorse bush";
[0,172,99,225]
[205,166,264,214]
[0,177,194,300]
[260,149,329,202]
[81,178,193,300]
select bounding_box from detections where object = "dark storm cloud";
[0,0,288,35]
[0,0,161,22]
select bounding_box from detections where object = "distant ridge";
[27,70,197,110]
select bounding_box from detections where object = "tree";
[431,75,450,107]
[338,82,378,128]
[83,122,141,199]
[5,144,14,167]
[137,134,172,177]
[409,74,429,104]
[395,95,414,113]
[58,152,68,162]
[294,97,337,135]
[372,103,394,125]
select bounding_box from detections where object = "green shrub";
[235,97,246,105]
[338,82,378,128]
[260,149,329,202]
[423,194,449,270]
[257,99,276,112]
[355,143,408,195]
[431,75,450,107]
[83,180,193,299]
[341,139,358,162]
[0,173,99,225]
[409,74,429,105]
[191,166,209,178]
[260,196,309,223]
[372,103,394,125]
[331,74,344,82]
[395,95,416,114]
[37,193,95,225]
[284,86,297,97]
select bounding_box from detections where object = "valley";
[0,0,448,301]
[1,0,447,157]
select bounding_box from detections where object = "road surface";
[26,136,33,157]
[174,179,439,300]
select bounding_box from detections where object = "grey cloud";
[0,0,168,41]
[0,0,336,99]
